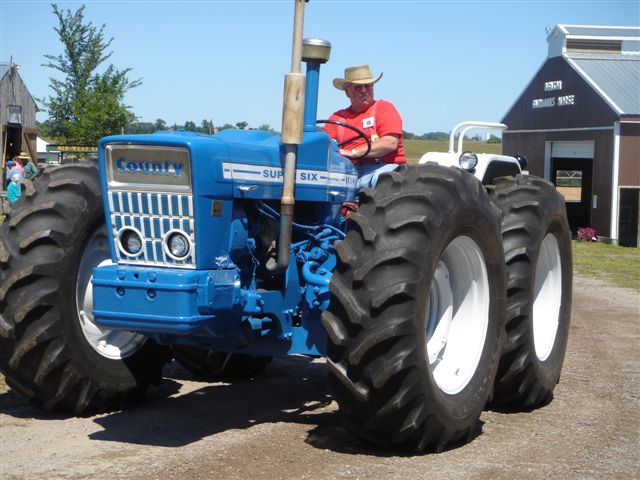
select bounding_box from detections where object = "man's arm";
[340,134,399,160]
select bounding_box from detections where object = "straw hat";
[333,64,383,90]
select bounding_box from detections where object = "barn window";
[7,105,22,125]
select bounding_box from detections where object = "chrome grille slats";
[109,190,196,268]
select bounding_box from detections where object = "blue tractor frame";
[91,52,357,357]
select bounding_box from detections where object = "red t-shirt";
[324,99,406,164]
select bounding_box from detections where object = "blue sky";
[1,0,639,134]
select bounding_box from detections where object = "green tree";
[154,118,167,131]
[235,121,249,130]
[184,121,197,132]
[402,130,416,140]
[200,119,214,134]
[487,134,502,144]
[257,124,278,134]
[41,4,141,144]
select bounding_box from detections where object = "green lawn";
[404,139,502,164]
[572,240,639,290]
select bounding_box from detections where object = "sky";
[1,0,639,135]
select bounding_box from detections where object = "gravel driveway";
[0,273,638,480]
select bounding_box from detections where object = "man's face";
[345,83,374,111]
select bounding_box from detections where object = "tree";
[402,130,416,140]
[41,4,141,144]
[184,121,197,132]
[200,119,214,134]
[235,121,249,130]
[154,118,167,131]
[257,124,278,134]
[126,122,154,134]
[487,134,502,144]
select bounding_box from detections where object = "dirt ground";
[0,273,638,480]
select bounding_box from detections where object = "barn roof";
[0,63,10,81]
[504,24,640,122]
[566,53,640,115]
[556,24,640,39]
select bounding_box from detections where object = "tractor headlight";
[459,151,478,171]
[118,229,143,256]
[165,231,191,259]
[514,153,528,170]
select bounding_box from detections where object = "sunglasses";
[347,83,373,90]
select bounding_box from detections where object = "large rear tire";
[323,164,506,452]
[0,163,169,414]
[487,174,572,409]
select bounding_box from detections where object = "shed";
[1,60,39,212]
[501,25,640,247]
[1,61,38,166]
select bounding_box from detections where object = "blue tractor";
[0,1,572,451]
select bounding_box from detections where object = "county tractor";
[0,0,572,452]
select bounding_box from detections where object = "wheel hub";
[426,236,490,395]
[75,228,147,360]
[532,233,562,361]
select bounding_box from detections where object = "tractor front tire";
[323,164,506,452]
[488,174,572,409]
[0,163,169,414]
[171,346,271,380]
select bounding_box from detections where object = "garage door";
[551,141,595,159]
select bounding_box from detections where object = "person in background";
[5,160,23,188]
[324,64,406,189]
[7,173,21,203]
[19,156,39,180]
[12,156,25,175]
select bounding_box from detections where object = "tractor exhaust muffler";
[267,0,307,273]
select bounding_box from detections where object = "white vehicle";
[419,121,527,183]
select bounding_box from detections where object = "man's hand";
[340,134,400,160]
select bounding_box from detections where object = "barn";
[1,60,39,211]
[502,25,640,247]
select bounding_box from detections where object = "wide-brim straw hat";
[333,64,383,90]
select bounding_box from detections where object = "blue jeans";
[355,162,399,190]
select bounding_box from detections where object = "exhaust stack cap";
[302,38,331,64]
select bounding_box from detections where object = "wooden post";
[23,130,37,166]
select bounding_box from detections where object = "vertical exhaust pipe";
[267,0,307,273]
[302,38,331,132]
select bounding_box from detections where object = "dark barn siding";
[503,130,614,237]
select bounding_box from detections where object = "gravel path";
[0,273,638,480]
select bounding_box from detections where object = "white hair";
[11,173,20,182]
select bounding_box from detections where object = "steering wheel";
[317,119,372,160]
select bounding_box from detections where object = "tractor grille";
[108,191,196,268]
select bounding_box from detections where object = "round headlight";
[459,151,478,171]
[119,229,143,256]
[167,232,190,259]
[514,153,528,170]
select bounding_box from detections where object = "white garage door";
[551,141,595,159]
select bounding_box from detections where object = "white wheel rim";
[426,236,490,395]
[75,228,147,360]
[532,233,562,361]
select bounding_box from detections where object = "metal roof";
[0,63,10,81]
[566,54,640,114]
[559,25,640,39]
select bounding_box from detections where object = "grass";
[403,139,502,164]
[572,240,639,290]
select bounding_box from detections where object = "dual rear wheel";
[325,165,572,451]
